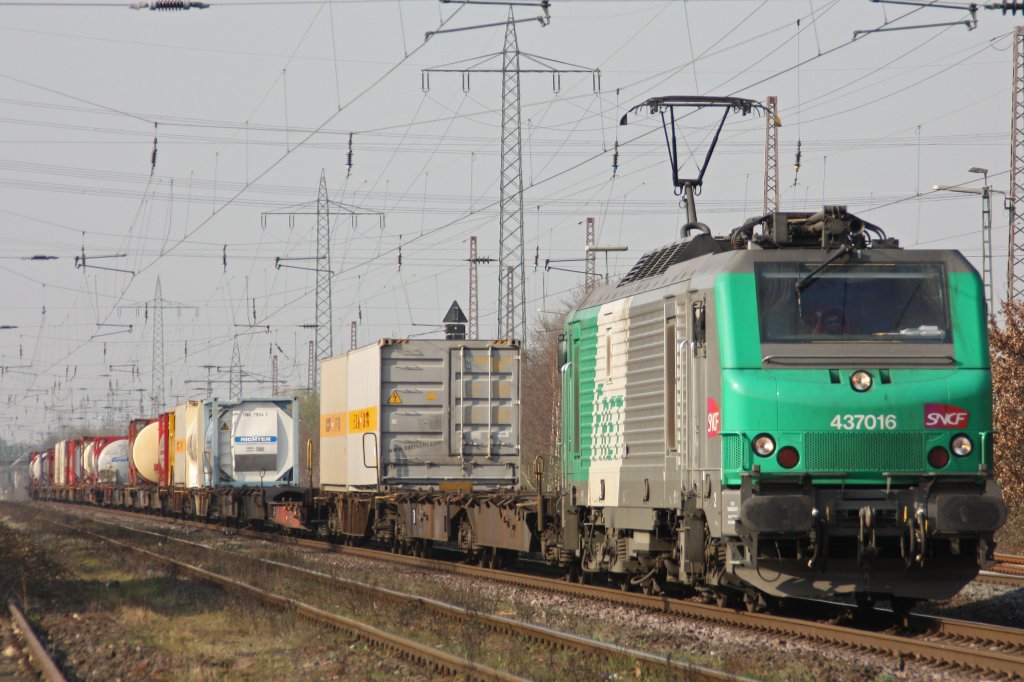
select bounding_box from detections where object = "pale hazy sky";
[0,0,1016,442]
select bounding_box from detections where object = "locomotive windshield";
[755,261,950,343]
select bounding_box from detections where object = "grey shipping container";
[319,338,520,491]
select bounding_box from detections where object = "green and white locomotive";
[556,97,1007,611]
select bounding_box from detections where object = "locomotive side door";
[672,297,688,495]
[686,294,708,496]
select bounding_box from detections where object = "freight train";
[22,95,1009,613]
[25,205,1007,614]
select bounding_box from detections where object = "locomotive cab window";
[755,262,950,343]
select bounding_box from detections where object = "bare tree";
[990,301,1024,505]
[521,288,586,492]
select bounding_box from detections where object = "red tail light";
[927,446,950,469]
[777,446,800,469]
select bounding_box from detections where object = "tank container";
[97,439,129,485]
[172,403,189,486]
[131,422,161,484]
[82,442,96,477]
[183,398,298,488]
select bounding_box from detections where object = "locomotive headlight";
[850,371,873,392]
[752,434,776,457]
[951,434,973,457]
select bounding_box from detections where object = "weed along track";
[39,506,738,682]
[28,501,1024,680]
[0,507,438,681]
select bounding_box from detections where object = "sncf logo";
[707,397,721,438]
[924,403,969,429]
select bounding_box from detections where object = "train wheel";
[743,590,764,613]
[714,589,736,609]
[854,592,876,611]
[890,597,916,628]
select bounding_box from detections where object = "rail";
[29,502,1024,678]
[84,516,741,682]
[7,598,66,682]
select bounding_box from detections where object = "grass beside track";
[27,503,930,682]
[0,508,430,681]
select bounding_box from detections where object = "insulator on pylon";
[995,1,1024,15]
[793,139,802,186]
[150,123,158,176]
[346,133,354,176]
[130,1,210,10]
[612,140,619,177]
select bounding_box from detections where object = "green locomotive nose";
[717,257,993,488]
[720,367,992,486]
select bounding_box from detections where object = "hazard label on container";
[387,390,402,404]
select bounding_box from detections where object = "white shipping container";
[320,339,520,492]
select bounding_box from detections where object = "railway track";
[978,551,1024,587]
[28,502,1024,678]
[6,599,65,682]
[34,508,740,682]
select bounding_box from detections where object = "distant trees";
[520,288,586,493]
[990,302,1024,505]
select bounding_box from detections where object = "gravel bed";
[911,580,1024,628]
[56,507,1013,682]
[0,505,434,682]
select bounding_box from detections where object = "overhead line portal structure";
[422,12,599,342]
[264,172,383,390]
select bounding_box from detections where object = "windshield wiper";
[795,242,854,294]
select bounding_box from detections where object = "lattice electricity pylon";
[763,96,780,215]
[271,355,279,395]
[503,265,515,337]
[229,341,242,400]
[264,171,383,388]
[121,277,196,415]
[470,236,479,340]
[584,217,597,292]
[466,236,494,340]
[423,12,599,341]
[307,340,315,391]
[1010,26,1024,301]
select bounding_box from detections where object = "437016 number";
[829,414,897,431]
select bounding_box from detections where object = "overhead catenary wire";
[0,2,1011,435]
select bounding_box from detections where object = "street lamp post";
[933,168,1001,315]
[969,167,993,315]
